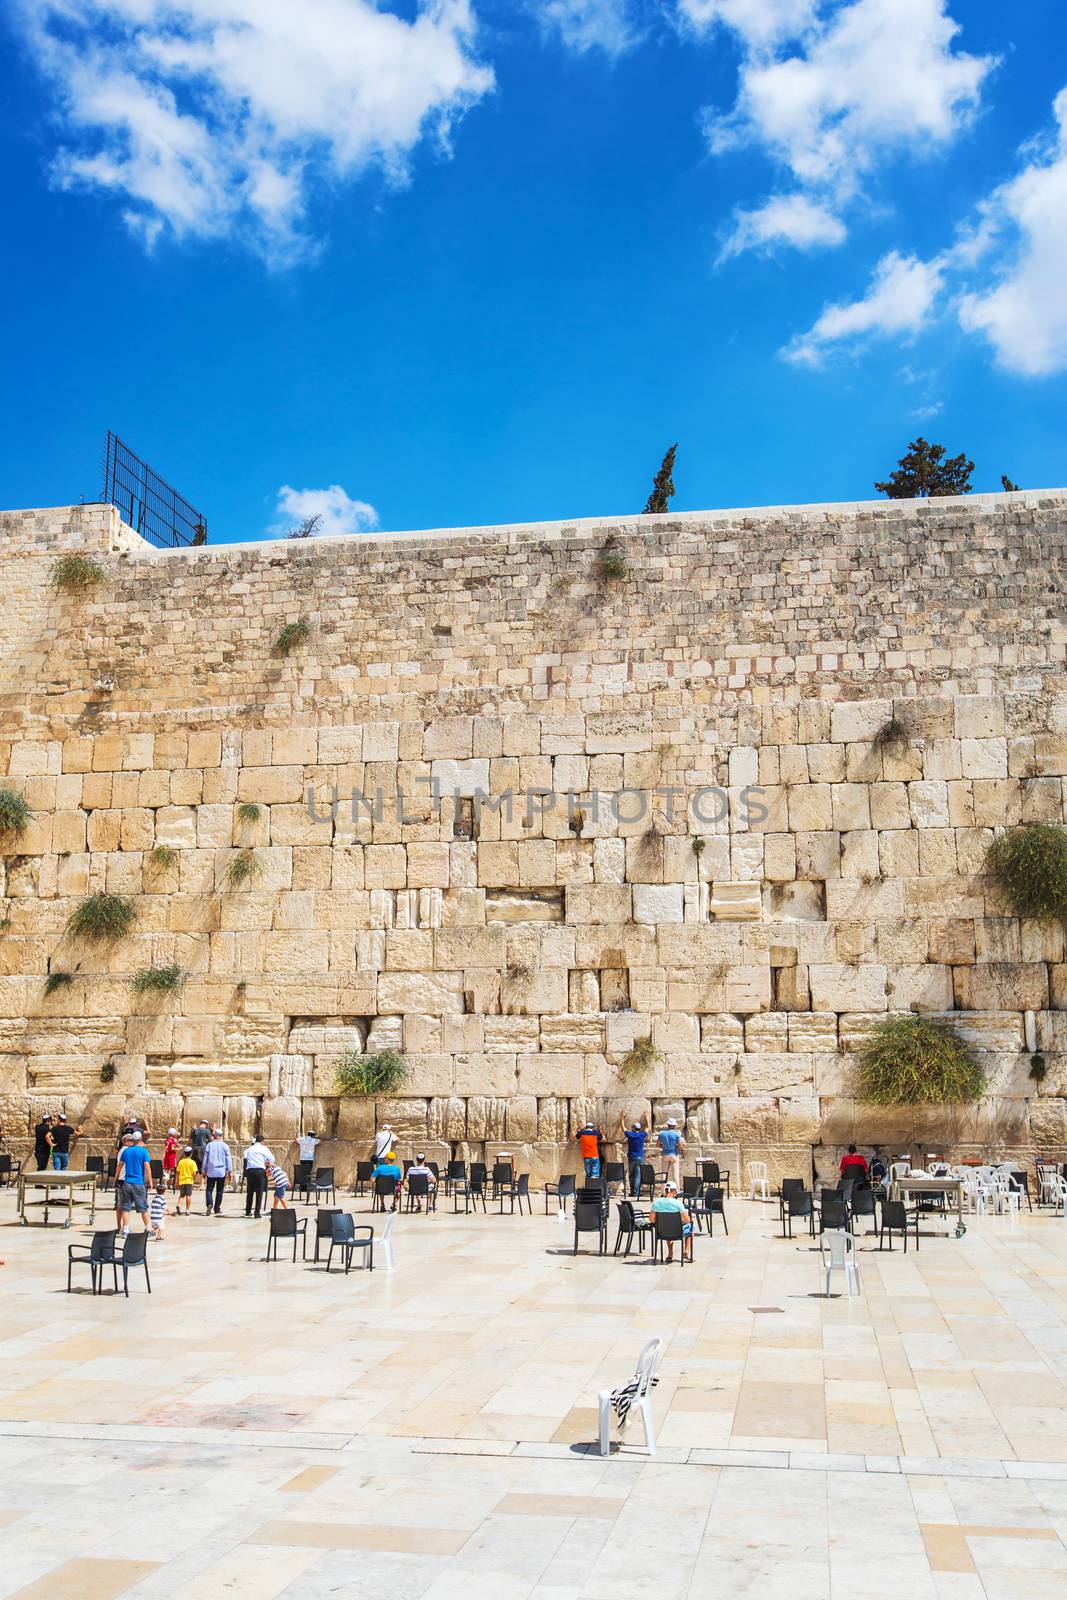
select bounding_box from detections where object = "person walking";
[620,1114,649,1197]
[149,1181,168,1241]
[656,1118,685,1189]
[47,1112,83,1171]
[33,1115,53,1172]
[243,1135,274,1219]
[175,1147,198,1215]
[201,1128,233,1215]
[163,1128,179,1189]
[115,1132,151,1237]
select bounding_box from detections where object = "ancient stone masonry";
[2,492,1066,1185]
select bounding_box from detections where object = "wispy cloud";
[270,484,379,539]
[16,0,494,263]
[536,0,646,57]
[782,250,946,365]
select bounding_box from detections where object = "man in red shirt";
[577,1121,603,1181]
[839,1144,868,1179]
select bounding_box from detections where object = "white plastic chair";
[598,1337,661,1457]
[378,1209,396,1270]
[889,1160,911,1182]
[747,1161,769,1201]
[821,1229,862,1298]
[1054,1178,1067,1218]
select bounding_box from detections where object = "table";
[889,1175,965,1237]
[17,1169,98,1228]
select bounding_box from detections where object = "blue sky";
[2,0,1066,542]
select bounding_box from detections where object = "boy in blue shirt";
[619,1113,648,1196]
[115,1132,152,1236]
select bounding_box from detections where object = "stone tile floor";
[1,1186,1066,1597]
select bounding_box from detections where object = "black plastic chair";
[698,1185,728,1236]
[427,1162,440,1179]
[879,1199,918,1252]
[266,1208,308,1262]
[406,1173,436,1213]
[352,1160,374,1197]
[603,1161,626,1195]
[783,1189,814,1239]
[614,1199,652,1256]
[311,1166,336,1205]
[490,1161,514,1200]
[403,1160,414,1176]
[1010,1170,1034,1212]
[779,1177,806,1222]
[454,1166,487,1213]
[638,1162,657,1201]
[574,1198,608,1254]
[0,1152,23,1188]
[373,1175,398,1213]
[293,1160,314,1202]
[499,1172,531,1214]
[444,1159,466,1196]
[700,1160,730,1197]
[681,1175,703,1200]
[652,1209,688,1265]
[84,1155,104,1182]
[819,1186,843,1207]
[544,1173,576,1213]
[326,1213,374,1273]
[850,1187,878,1234]
[820,1197,850,1233]
[115,1232,151,1295]
[67,1229,118,1294]
[313,1207,343,1262]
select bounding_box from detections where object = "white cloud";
[783,249,946,364]
[677,0,816,51]
[271,484,379,539]
[957,87,1067,377]
[718,191,845,258]
[700,0,995,255]
[536,0,644,57]
[15,0,494,261]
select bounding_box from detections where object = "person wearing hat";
[33,1114,54,1172]
[656,1117,685,1190]
[163,1127,180,1189]
[372,1124,393,1163]
[651,1182,694,1263]
[619,1112,649,1197]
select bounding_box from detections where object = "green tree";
[1001,474,1020,492]
[875,437,974,499]
[643,444,677,514]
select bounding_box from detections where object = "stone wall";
[2,492,1066,1186]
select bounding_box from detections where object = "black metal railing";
[101,430,207,548]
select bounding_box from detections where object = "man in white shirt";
[372,1125,392,1162]
[243,1136,275,1219]
[297,1129,319,1164]
[406,1154,437,1212]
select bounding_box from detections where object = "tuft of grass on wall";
[225,847,262,889]
[0,788,31,837]
[147,844,177,872]
[65,892,137,942]
[595,536,629,582]
[131,963,185,996]
[51,553,105,593]
[858,1015,985,1106]
[274,618,311,657]
[336,1049,409,1096]
[43,971,73,997]
[619,1035,661,1080]
[236,802,261,826]
[985,822,1067,923]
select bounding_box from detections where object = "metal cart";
[17,1168,98,1228]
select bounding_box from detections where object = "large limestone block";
[663,1053,732,1096]
[708,882,763,921]
[505,1096,538,1141]
[720,1096,780,1141]
[223,1095,259,1143]
[516,1053,583,1095]
[500,968,567,1015]
[375,1097,429,1139]
[366,1015,404,1051]
[736,1053,814,1095]
[779,1096,820,1142]
[540,1014,605,1053]
[336,1097,377,1141]
[656,925,741,967]
[724,966,771,1013]
[377,971,465,1014]
[745,1013,788,1051]
[434,928,506,969]
[788,1013,837,1052]
[466,1095,507,1140]
[700,1014,745,1052]
[633,884,684,924]
[268,1053,313,1097]
[449,1054,516,1097]
[577,925,657,968]
[565,884,632,924]
[886,964,954,1012]
[537,1096,570,1142]
[427,1095,468,1141]
[953,963,1048,1011]
[830,700,891,743]
[810,964,887,1012]
[259,1095,301,1143]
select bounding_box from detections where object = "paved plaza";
[2,1189,1067,1598]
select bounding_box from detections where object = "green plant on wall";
[985,823,1067,923]
[65,892,137,942]
[595,536,629,582]
[51,553,105,592]
[43,971,73,998]
[336,1049,409,1096]
[619,1035,660,1080]
[237,802,261,827]
[0,789,31,838]
[147,843,177,873]
[131,964,185,996]
[100,1060,116,1084]
[858,1015,985,1105]
[274,618,311,657]
[225,848,262,889]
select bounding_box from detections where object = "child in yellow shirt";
[175,1149,198,1215]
